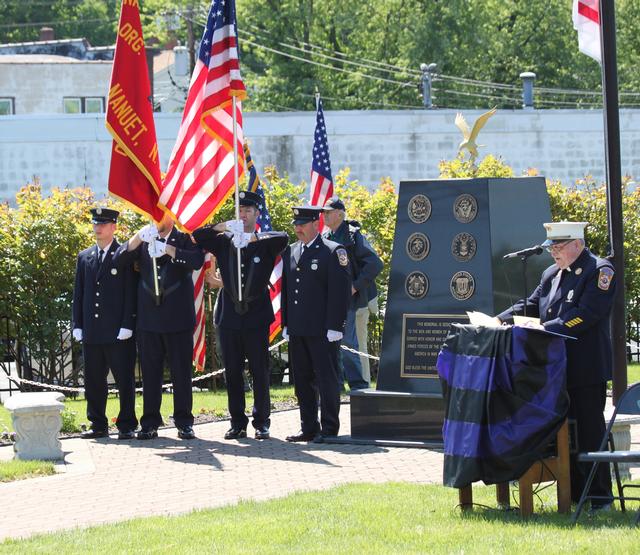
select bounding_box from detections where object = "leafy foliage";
[3,1,640,110]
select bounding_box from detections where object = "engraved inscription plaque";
[400,314,469,378]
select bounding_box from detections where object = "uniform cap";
[322,196,345,211]
[239,190,261,209]
[291,205,322,225]
[541,221,587,246]
[90,207,119,224]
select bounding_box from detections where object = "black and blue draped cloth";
[436,324,569,488]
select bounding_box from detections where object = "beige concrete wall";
[0,61,112,114]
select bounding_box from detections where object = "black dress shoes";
[285,431,318,442]
[136,428,158,440]
[224,427,247,440]
[177,426,196,440]
[81,429,108,439]
[117,430,136,440]
[254,426,270,440]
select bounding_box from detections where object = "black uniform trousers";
[137,329,194,430]
[568,382,613,505]
[289,335,340,436]
[83,339,137,432]
[218,325,271,430]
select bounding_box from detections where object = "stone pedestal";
[4,392,65,460]
[604,410,640,481]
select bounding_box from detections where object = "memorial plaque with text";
[401,314,469,378]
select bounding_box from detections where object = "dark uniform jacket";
[192,226,289,330]
[324,220,383,309]
[498,248,615,389]
[72,240,137,345]
[116,228,205,333]
[281,234,352,337]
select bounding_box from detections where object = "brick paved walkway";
[1,405,638,542]
[0,406,445,541]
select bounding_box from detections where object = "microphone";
[503,245,543,259]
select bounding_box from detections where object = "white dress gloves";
[117,328,133,341]
[327,330,343,342]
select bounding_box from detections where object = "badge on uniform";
[336,248,348,267]
[311,259,318,271]
[598,267,614,291]
[566,290,574,301]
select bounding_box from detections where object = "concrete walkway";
[0,406,444,541]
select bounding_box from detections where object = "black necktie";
[97,249,104,268]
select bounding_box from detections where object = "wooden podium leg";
[519,478,534,517]
[496,482,510,508]
[459,485,473,511]
[556,420,571,513]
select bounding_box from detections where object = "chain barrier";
[7,338,293,394]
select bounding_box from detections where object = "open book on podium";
[465,311,576,340]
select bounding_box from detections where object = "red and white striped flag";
[159,0,246,232]
[572,0,601,64]
[192,253,213,372]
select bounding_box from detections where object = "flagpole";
[232,95,243,302]
[599,0,626,403]
[151,219,161,305]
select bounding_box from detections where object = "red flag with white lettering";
[106,0,164,222]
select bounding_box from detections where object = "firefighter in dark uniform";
[322,197,383,390]
[72,208,137,439]
[498,221,615,511]
[281,206,352,442]
[117,213,204,440]
[192,190,288,440]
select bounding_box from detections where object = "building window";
[85,97,104,113]
[63,97,82,114]
[63,96,105,114]
[0,98,15,115]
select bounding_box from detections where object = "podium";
[437,324,570,515]
[458,419,571,516]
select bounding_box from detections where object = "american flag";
[309,97,334,209]
[572,0,601,63]
[159,0,246,232]
[245,141,282,341]
[192,253,213,371]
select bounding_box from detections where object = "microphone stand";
[519,255,528,318]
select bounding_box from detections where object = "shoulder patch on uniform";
[598,267,614,291]
[336,248,349,267]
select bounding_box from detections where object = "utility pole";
[420,63,437,109]
[185,4,196,75]
[599,0,627,403]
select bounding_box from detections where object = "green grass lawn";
[0,459,55,482]
[0,386,298,433]
[1,482,639,553]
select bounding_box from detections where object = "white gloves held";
[281,328,342,342]
[137,224,158,243]
[327,330,343,342]
[72,328,83,342]
[117,328,133,341]
[148,239,167,258]
[226,219,252,249]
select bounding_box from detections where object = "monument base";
[349,388,444,443]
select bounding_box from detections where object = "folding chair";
[572,382,640,524]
